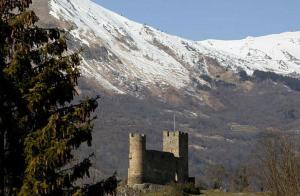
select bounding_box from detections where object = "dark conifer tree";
[0,0,98,195]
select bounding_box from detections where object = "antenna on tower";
[173,113,176,132]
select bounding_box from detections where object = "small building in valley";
[127,131,193,186]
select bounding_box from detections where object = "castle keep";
[128,131,190,186]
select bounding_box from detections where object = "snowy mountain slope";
[49,0,194,94]
[199,32,300,76]
[48,0,300,95]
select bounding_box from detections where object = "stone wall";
[144,150,179,184]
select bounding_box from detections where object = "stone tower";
[163,131,189,182]
[128,133,146,186]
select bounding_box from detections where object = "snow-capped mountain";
[46,0,300,95]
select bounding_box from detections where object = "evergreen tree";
[0,0,98,195]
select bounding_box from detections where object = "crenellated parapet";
[130,133,146,138]
[163,130,188,138]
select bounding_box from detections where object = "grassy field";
[201,190,269,196]
[142,188,269,196]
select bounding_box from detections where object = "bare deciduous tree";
[258,134,300,196]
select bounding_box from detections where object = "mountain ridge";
[47,0,300,96]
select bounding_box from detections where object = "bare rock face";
[29,0,300,186]
[30,0,72,28]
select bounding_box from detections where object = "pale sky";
[94,0,300,40]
